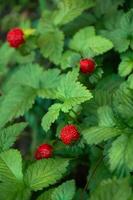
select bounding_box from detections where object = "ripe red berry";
[80,58,95,74]
[7,27,25,48]
[60,125,80,145]
[35,144,53,160]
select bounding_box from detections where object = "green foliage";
[1,0,133,199]
[90,178,132,200]
[53,0,95,25]
[0,122,27,152]
[101,9,133,52]
[0,149,23,183]
[38,27,64,64]
[83,126,122,145]
[0,86,36,128]
[37,180,75,200]
[41,103,62,132]
[119,52,133,77]
[24,159,69,191]
[69,26,113,57]
[51,180,75,200]
[108,134,133,173]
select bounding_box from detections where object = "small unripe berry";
[35,144,53,160]
[60,124,80,145]
[80,58,95,74]
[7,27,25,48]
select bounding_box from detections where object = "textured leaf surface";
[0,122,27,152]
[51,180,75,200]
[38,28,64,64]
[56,70,92,112]
[54,0,95,25]
[83,127,122,145]
[41,103,62,132]
[0,86,36,128]
[108,134,133,172]
[119,52,133,77]
[90,178,132,200]
[24,159,69,191]
[113,82,133,127]
[0,149,23,183]
[4,64,43,91]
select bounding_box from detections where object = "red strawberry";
[60,124,80,145]
[7,27,25,48]
[35,144,53,160]
[80,58,95,74]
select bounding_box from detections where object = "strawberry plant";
[0,0,133,199]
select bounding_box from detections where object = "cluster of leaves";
[0,0,133,199]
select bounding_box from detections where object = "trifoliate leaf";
[0,86,36,128]
[0,149,23,184]
[41,103,62,132]
[83,126,122,145]
[51,180,76,200]
[24,158,69,191]
[69,27,113,57]
[53,0,95,25]
[108,134,133,173]
[90,178,132,200]
[56,70,92,112]
[69,26,96,52]
[38,27,64,64]
[0,122,27,152]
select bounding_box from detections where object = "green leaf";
[38,27,64,64]
[70,27,113,56]
[56,70,92,112]
[37,189,53,200]
[0,182,31,200]
[90,178,132,200]
[54,0,95,25]
[41,103,62,132]
[119,52,133,77]
[24,158,69,191]
[85,36,113,56]
[101,10,133,53]
[127,74,133,89]
[51,180,76,200]
[0,86,36,128]
[83,127,122,145]
[37,69,62,99]
[69,26,96,52]
[97,105,116,127]
[4,64,43,91]
[113,82,133,127]
[0,122,27,152]
[108,134,133,173]
[0,149,23,183]
[60,51,81,70]
[0,43,15,76]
